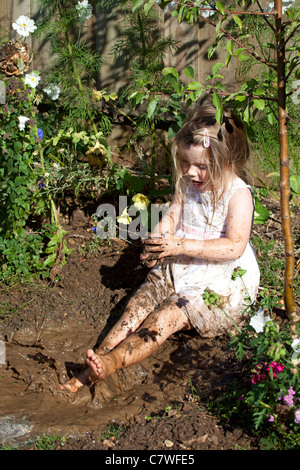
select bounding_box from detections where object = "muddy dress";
[139,177,260,338]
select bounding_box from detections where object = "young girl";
[60,101,260,393]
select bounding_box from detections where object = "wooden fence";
[2,1,257,171]
[1,0,238,93]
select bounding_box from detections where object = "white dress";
[142,177,260,338]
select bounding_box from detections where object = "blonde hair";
[172,100,250,201]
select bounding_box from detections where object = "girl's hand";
[140,236,184,267]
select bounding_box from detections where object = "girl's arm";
[140,196,182,267]
[143,188,254,262]
[150,196,182,238]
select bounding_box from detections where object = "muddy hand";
[141,236,184,263]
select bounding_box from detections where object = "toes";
[86,348,94,360]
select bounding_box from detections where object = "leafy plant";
[112,4,178,185]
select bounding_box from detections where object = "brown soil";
[0,194,298,451]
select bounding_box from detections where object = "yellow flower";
[117,209,132,225]
[92,90,102,101]
[86,141,106,169]
[132,193,150,211]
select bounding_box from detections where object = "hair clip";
[203,128,210,148]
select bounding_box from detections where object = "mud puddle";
[0,313,211,446]
[0,235,252,449]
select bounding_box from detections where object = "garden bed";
[0,193,299,451]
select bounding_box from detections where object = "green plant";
[35,0,116,170]
[0,72,54,279]
[112,4,178,186]
[230,306,300,433]
[99,423,125,440]
[34,434,66,450]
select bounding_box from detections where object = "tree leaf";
[216,1,225,14]
[184,66,194,79]
[254,98,265,110]
[147,97,159,119]
[162,67,179,80]
[232,14,243,30]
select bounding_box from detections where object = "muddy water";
[0,313,204,446]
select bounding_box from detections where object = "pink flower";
[251,362,284,384]
[278,387,297,408]
[251,362,267,384]
[266,362,284,379]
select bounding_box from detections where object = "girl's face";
[180,144,212,192]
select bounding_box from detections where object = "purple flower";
[91,227,96,232]
[37,128,43,139]
[268,415,275,422]
[278,387,296,408]
[294,409,300,424]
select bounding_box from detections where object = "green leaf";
[184,66,194,79]
[254,98,265,110]
[225,52,232,66]
[232,14,243,30]
[132,0,145,11]
[43,252,57,267]
[187,81,202,90]
[254,88,265,96]
[147,98,159,119]
[144,0,156,14]
[238,54,250,61]
[213,91,221,108]
[213,93,223,123]
[254,197,269,224]
[235,94,247,101]
[290,174,300,194]
[212,62,224,75]
[226,39,234,55]
[162,67,179,80]
[216,1,225,14]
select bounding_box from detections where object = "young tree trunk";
[274,0,298,322]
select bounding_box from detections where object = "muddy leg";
[95,290,158,354]
[86,301,192,382]
[59,290,158,392]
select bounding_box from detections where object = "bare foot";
[86,349,114,381]
[59,367,90,393]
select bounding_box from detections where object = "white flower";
[43,84,61,100]
[132,194,150,212]
[292,338,300,352]
[76,0,93,22]
[18,116,29,131]
[25,71,41,89]
[291,338,300,364]
[249,308,272,333]
[12,15,37,37]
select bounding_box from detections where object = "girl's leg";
[86,301,192,382]
[59,289,159,392]
[94,290,158,354]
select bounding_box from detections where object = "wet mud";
[1,196,292,450]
